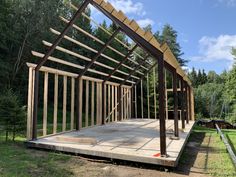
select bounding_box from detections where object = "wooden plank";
[32,51,136,84]
[70,77,75,130]
[104,84,107,122]
[53,74,58,134]
[128,89,131,119]
[49,28,144,77]
[43,72,48,136]
[108,85,111,122]
[165,69,168,120]
[126,88,129,119]
[27,67,33,140]
[129,20,139,31]
[31,69,35,135]
[85,80,89,127]
[115,86,118,121]
[43,40,140,80]
[78,78,83,129]
[124,88,127,119]
[27,63,133,88]
[191,88,195,120]
[147,73,150,119]
[144,31,153,42]
[121,88,123,120]
[96,82,100,125]
[112,10,126,22]
[99,83,102,124]
[153,68,157,119]
[62,76,67,132]
[91,81,95,126]
[135,85,137,118]
[112,85,114,122]
[141,80,144,119]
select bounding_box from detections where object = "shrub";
[0,89,26,141]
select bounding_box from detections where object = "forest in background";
[0,0,236,139]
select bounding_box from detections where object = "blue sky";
[90,0,236,74]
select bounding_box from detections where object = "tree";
[0,89,26,141]
[154,24,188,66]
[232,47,236,66]
[207,71,220,83]
[188,67,197,87]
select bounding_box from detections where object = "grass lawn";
[0,133,73,177]
[179,126,236,177]
[0,125,236,177]
[222,129,236,154]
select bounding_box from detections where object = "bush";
[0,89,26,141]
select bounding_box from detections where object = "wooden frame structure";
[27,0,194,157]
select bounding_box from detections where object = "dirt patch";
[50,129,214,177]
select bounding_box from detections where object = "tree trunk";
[5,130,8,141]
[13,123,16,141]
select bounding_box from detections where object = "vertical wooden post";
[188,85,192,121]
[135,85,137,118]
[181,78,185,129]
[96,82,100,125]
[112,85,114,122]
[165,69,168,120]
[121,87,124,120]
[27,67,33,140]
[147,73,150,119]
[129,89,132,118]
[158,55,166,157]
[185,82,189,124]
[85,80,89,127]
[191,87,195,120]
[70,77,75,130]
[99,83,102,124]
[78,78,83,130]
[91,81,95,126]
[43,72,48,136]
[53,74,58,134]
[115,86,118,121]
[173,71,179,137]
[124,88,127,119]
[118,86,122,121]
[102,83,106,125]
[153,67,157,119]
[141,79,144,119]
[62,76,67,132]
[108,85,111,122]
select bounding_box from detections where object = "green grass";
[222,129,236,154]
[180,125,236,177]
[0,133,73,177]
[1,125,236,177]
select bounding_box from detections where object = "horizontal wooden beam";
[50,28,144,76]
[68,3,153,66]
[60,16,150,71]
[26,62,132,88]
[31,51,135,84]
[43,40,140,80]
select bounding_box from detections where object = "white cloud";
[217,0,236,6]
[191,35,236,64]
[106,0,146,16]
[136,18,155,28]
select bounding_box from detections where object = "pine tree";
[154,24,188,66]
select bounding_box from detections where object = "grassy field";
[0,126,236,177]
[222,129,236,154]
[179,126,236,177]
